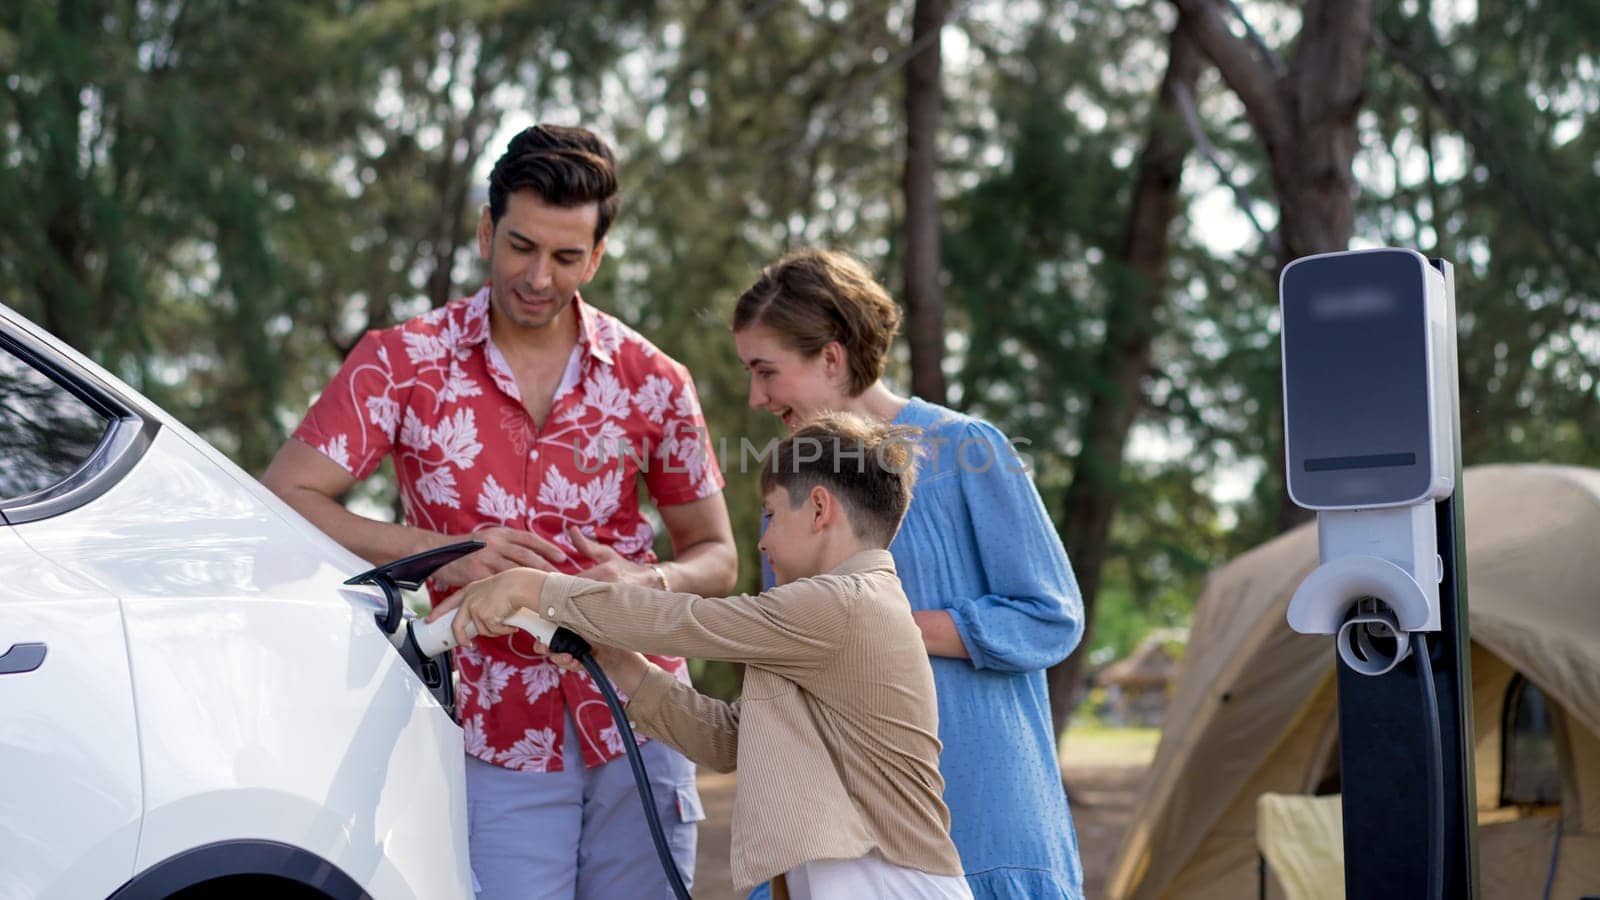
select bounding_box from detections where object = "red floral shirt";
[294,288,724,771]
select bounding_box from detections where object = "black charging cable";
[548,627,693,900]
[1413,631,1445,900]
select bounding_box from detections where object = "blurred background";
[5,2,1598,894]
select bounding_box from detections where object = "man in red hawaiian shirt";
[263,124,737,900]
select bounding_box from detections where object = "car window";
[0,342,114,503]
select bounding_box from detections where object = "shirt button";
[547,607,556,617]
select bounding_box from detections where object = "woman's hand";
[448,567,548,648]
[913,609,971,660]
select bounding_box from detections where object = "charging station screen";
[1282,250,1434,507]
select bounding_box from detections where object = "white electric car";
[0,302,473,900]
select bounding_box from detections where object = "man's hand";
[447,567,549,644]
[566,525,657,587]
[430,526,569,590]
[537,637,653,696]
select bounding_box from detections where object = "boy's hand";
[447,567,549,647]
[537,638,653,696]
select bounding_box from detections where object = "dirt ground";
[1063,764,1150,898]
[690,762,1149,900]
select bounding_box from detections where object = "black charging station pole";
[1334,258,1479,898]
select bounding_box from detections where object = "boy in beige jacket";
[452,413,971,899]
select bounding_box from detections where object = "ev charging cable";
[1413,631,1445,900]
[413,610,694,900]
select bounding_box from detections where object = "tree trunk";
[31,1,93,345]
[1046,16,1205,741]
[902,0,947,403]
[1176,0,1373,534]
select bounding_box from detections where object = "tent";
[1106,464,1600,899]
[1096,637,1182,728]
[1097,638,1180,693]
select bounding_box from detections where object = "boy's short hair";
[760,412,920,547]
[487,124,619,241]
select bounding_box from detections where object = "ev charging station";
[1280,248,1478,898]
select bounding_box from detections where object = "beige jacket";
[537,549,964,892]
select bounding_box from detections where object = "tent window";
[1500,675,1561,807]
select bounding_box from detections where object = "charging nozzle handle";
[409,608,561,657]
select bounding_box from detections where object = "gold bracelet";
[650,564,670,592]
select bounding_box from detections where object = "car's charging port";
[346,540,486,718]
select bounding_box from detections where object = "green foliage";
[5,0,1599,705]
[944,6,1237,651]
[1,0,365,468]
[1366,0,1600,466]
[1092,462,1227,658]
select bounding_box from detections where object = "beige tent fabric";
[1470,646,1517,811]
[1460,466,1600,736]
[1107,465,1600,900]
[1256,794,1344,900]
[1107,523,1324,899]
[1255,801,1587,900]
[1154,678,1341,900]
[1561,715,1600,834]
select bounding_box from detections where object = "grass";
[1058,722,1162,769]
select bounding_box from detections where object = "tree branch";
[1221,0,1286,78]
[1377,28,1600,276]
[1173,0,1292,153]
[1292,0,1373,133]
[1171,81,1282,257]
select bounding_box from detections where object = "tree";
[289,0,660,357]
[0,0,372,469]
[13,0,1594,717]
[1174,0,1375,531]
[1370,0,1600,466]
[0,0,659,473]
[1181,0,1600,551]
[902,0,948,402]
[1046,12,1206,738]
[942,6,1237,737]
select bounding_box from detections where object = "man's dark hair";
[759,412,921,548]
[487,124,619,242]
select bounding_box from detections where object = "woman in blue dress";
[731,248,1086,899]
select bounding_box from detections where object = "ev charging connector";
[1279,247,1478,900]
[348,542,693,900]
[410,608,693,900]
[410,606,560,657]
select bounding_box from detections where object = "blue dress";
[756,397,1086,899]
